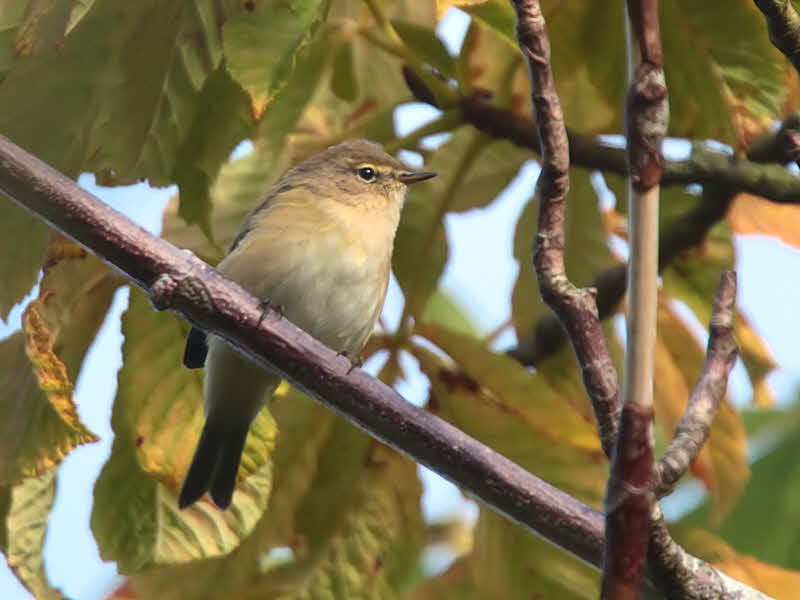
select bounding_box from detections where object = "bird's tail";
[178,412,250,510]
[178,335,279,510]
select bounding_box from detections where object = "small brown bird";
[179,140,435,509]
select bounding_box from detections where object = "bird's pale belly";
[224,231,389,357]
[273,255,386,356]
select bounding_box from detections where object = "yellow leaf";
[729,192,800,249]
[0,236,117,484]
[714,556,800,599]
[413,327,605,505]
[92,289,275,572]
[0,467,63,599]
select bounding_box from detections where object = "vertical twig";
[603,1,668,597]
[510,0,621,459]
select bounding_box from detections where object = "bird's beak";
[397,171,437,185]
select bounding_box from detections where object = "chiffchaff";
[178,139,435,509]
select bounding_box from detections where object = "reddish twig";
[602,1,667,597]
[655,271,738,497]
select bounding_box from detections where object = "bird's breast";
[220,205,395,355]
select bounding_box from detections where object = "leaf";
[330,37,358,102]
[13,0,73,58]
[394,126,528,317]
[511,168,615,337]
[123,393,424,599]
[0,199,47,320]
[164,28,334,259]
[681,406,800,570]
[735,311,777,408]
[250,444,425,600]
[413,325,605,503]
[420,289,481,338]
[172,65,256,234]
[458,0,787,142]
[222,0,325,118]
[0,1,26,81]
[714,556,800,600]
[656,298,749,522]
[0,0,226,183]
[0,237,116,484]
[660,188,776,407]
[392,19,455,78]
[729,192,800,249]
[411,509,598,600]
[0,467,63,599]
[92,288,276,573]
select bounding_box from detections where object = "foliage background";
[2,1,800,598]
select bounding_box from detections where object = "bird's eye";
[356,166,377,182]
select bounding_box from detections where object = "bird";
[178,139,435,509]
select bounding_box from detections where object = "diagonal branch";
[0,132,607,568]
[753,0,800,74]
[0,114,773,600]
[655,270,738,498]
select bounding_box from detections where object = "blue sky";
[3,8,800,599]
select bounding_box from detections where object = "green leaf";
[0,0,226,182]
[411,509,598,600]
[392,19,455,78]
[0,238,116,485]
[331,37,358,102]
[222,0,325,118]
[172,65,256,234]
[123,393,425,599]
[460,0,787,141]
[413,325,605,503]
[420,289,481,338]
[394,126,528,317]
[0,467,63,599]
[0,199,47,320]
[511,167,615,336]
[680,406,800,570]
[92,288,275,573]
[254,443,425,599]
[165,28,334,258]
[0,0,26,81]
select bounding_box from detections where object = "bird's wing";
[183,326,208,369]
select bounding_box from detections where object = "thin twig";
[602,1,666,596]
[753,0,800,74]
[509,187,735,367]
[509,0,621,458]
[655,271,738,497]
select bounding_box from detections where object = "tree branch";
[655,271,738,498]
[648,506,771,600]
[602,1,665,596]
[509,0,620,458]
[454,94,800,204]
[753,0,800,74]
[510,185,733,368]
[0,120,773,600]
